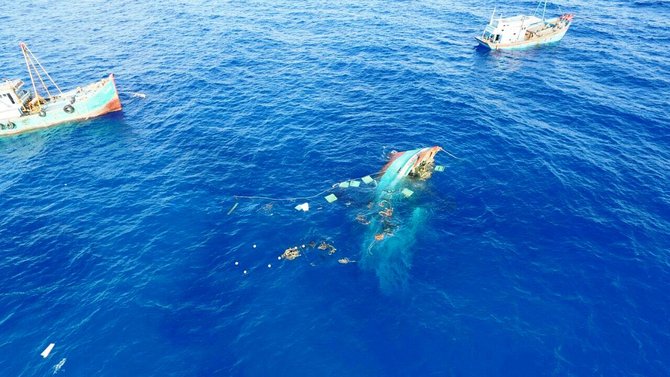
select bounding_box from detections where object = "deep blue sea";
[1,0,669,375]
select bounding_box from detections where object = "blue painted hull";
[0,74,121,137]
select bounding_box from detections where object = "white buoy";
[302,244,306,248]
[234,261,239,266]
[267,264,272,268]
[277,256,281,260]
[243,270,248,274]
[41,343,55,358]
[252,244,257,248]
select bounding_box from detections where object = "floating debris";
[355,214,370,225]
[53,358,66,374]
[317,241,337,255]
[324,193,338,203]
[379,207,393,218]
[361,175,375,184]
[338,258,356,264]
[349,180,361,187]
[281,247,301,260]
[434,165,445,172]
[401,188,414,198]
[294,202,310,212]
[338,181,350,188]
[260,203,274,214]
[41,343,55,358]
[227,202,239,215]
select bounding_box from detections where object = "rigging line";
[20,44,38,102]
[23,43,63,96]
[533,1,542,18]
[28,57,52,99]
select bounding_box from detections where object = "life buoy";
[63,105,75,113]
[39,110,47,117]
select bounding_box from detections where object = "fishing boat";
[475,1,573,50]
[0,42,121,136]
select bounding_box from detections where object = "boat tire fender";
[0,124,5,130]
[64,105,75,114]
[39,110,47,117]
[7,122,15,129]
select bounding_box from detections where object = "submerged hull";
[361,146,441,293]
[0,74,121,137]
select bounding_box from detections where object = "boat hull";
[476,22,571,50]
[361,147,441,292]
[0,74,122,137]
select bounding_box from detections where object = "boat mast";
[20,43,40,101]
[541,0,548,21]
[19,42,63,100]
[489,6,496,25]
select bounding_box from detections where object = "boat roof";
[0,79,22,91]
[498,15,543,25]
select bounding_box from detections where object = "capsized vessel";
[0,42,121,137]
[360,146,442,292]
[475,1,573,50]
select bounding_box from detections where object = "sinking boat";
[0,42,121,137]
[378,146,442,190]
[360,146,442,292]
[475,1,573,50]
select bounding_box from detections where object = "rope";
[233,186,338,202]
[441,148,460,160]
[119,91,147,98]
[230,149,459,203]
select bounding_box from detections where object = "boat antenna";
[542,0,548,21]
[489,6,496,25]
[19,42,63,99]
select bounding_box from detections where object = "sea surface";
[1,0,669,376]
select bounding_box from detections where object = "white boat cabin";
[0,80,30,121]
[481,15,543,45]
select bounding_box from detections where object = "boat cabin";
[481,15,543,45]
[0,80,30,121]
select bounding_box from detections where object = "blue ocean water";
[1,0,669,375]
